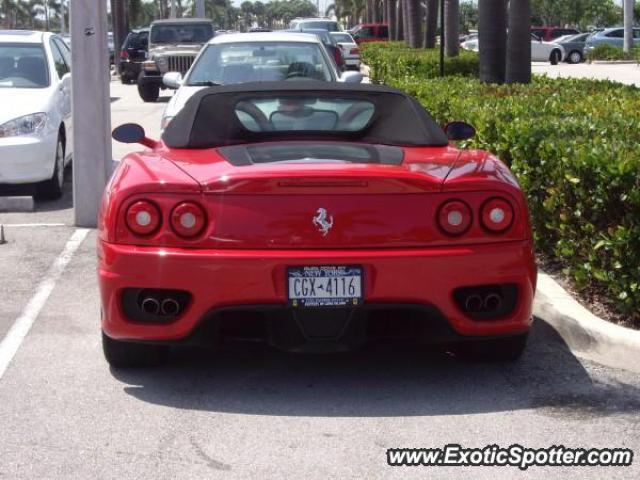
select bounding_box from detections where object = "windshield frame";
[149,23,214,45]
[184,41,338,86]
[0,42,50,89]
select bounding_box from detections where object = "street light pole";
[70,0,113,227]
[170,0,177,19]
[439,0,445,77]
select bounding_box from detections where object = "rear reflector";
[170,202,207,238]
[481,198,514,233]
[126,200,161,236]
[437,200,472,236]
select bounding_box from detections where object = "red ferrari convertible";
[99,83,536,367]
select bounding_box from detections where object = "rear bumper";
[98,240,536,348]
[120,61,143,78]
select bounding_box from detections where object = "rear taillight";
[120,49,129,60]
[170,202,206,238]
[333,48,343,67]
[350,48,360,55]
[481,198,514,233]
[126,200,161,236]
[437,200,472,236]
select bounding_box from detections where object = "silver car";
[330,32,360,70]
[161,32,363,129]
[585,28,640,55]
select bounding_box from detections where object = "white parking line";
[0,228,90,381]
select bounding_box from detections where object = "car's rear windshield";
[332,33,354,43]
[0,43,49,88]
[150,24,213,44]
[219,142,404,166]
[186,42,334,85]
[234,97,375,132]
[294,21,339,31]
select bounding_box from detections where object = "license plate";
[287,265,363,308]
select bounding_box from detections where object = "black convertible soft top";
[162,82,449,149]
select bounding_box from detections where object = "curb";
[534,273,640,373]
[589,60,638,65]
[0,196,35,213]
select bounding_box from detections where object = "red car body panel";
[350,23,389,44]
[99,138,537,346]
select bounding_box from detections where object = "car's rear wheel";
[137,74,160,102]
[549,49,561,65]
[35,136,64,200]
[102,332,168,368]
[568,50,583,64]
[457,333,528,362]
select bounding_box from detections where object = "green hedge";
[362,45,640,321]
[586,44,640,62]
[361,42,479,81]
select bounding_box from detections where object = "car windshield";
[331,33,353,43]
[0,43,49,88]
[150,24,214,44]
[186,42,334,85]
[234,97,375,132]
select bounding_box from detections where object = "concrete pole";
[170,0,177,18]
[623,0,634,54]
[70,0,113,227]
[195,0,206,18]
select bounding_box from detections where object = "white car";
[461,34,565,64]
[330,31,361,70]
[0,31,73,199]
[160,32,362,129]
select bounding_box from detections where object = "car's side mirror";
[339,71,363,83]
[163,71,182,89]
[112,123,157,148]
[444,121,476,141]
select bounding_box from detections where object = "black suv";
[119,28,149,84]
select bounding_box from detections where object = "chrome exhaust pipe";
[160,298,181,317]
[484,293,502,312]
[464,294,484,313]
[140,297,160,315]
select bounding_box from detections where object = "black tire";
[568,50,582,64]
[35,135,64,200]
[120,74,131,84]
[102,332,168,368]
[137,75,160,102]
[456,333,529,362]
[549,49,561,65]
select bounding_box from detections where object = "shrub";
[361,42,479,83]
[361,47,640,321]
[586,43,640,62]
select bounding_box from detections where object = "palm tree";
[386,0,397,40]
[406,0,421,47]
[478,0,507,83]
[445,0,459,56]
[424,0,437,48]
[506,0,531,83]
[396,0,404,41]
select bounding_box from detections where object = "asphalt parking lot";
[1,76,639,479]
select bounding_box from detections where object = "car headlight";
[0,113,48,138]
[156,56,168,68]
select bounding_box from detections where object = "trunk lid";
[164,145,462,249]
